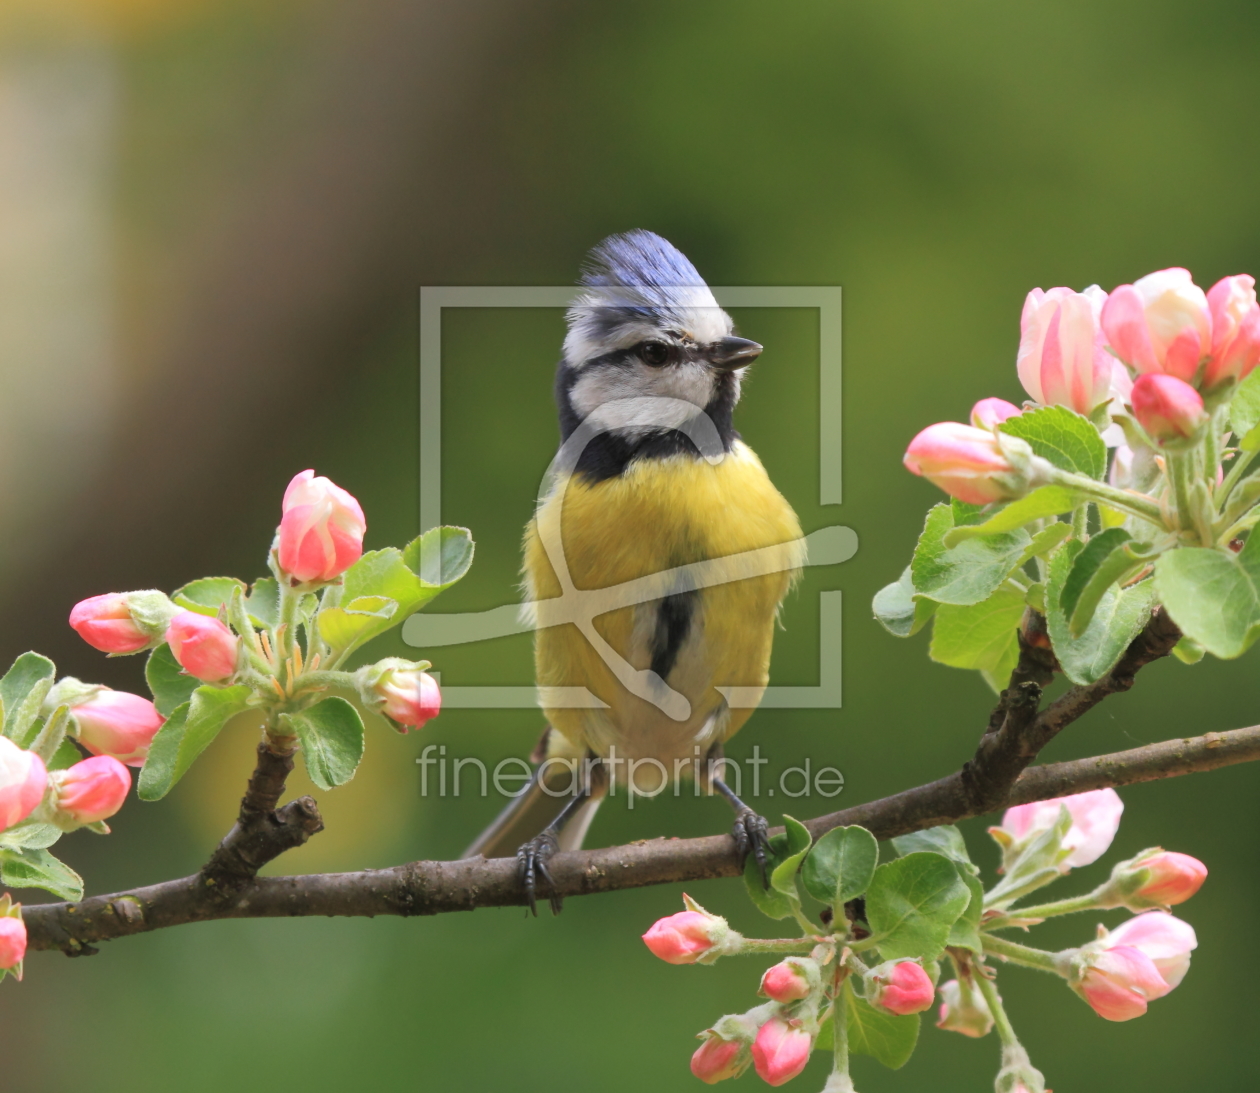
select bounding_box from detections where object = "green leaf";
[911,504,1030,606]
[171,577,247,617]
[865,852,970,962]
[892,825,975,872]
[402,525,476,587]
[768,815,812,898]
[1230,368,1260,440]
[1059,527,1144,636]
[743,832,798,920]
[845,983,920,1069]
[1000,404,1107,479]
[946,869,986,953]
[245,577,280,628]
[801,825,878,906]
[1172,634,1206,664]
[0,821,62,851]
[950,499,988,526]
[0,652,55,747]
[1020,521,1073,564]
[286,696,365,790]
[145,644,199,717]
[137,685,253,800]
[46,737,82,771]
[942,486,1082,548]
[1046,542,1157,685]
[872,568,936,638]
[929,584,1026,673]
[1155,539,1260,658]
[0,847,83,900]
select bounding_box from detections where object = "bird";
[464,229,804,913]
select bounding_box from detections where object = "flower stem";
[981,934,1062,975]
[971,970,1019,1050]
[735,937,824,956]
[832,975,851,1081]
[1217,446,1260,508]
[1166,449,1198,535]
[987,890,1103,926]
[1051,470,1166,527]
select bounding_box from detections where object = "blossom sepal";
[995,1044,1047,1093]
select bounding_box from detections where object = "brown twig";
[22,722,1259,953]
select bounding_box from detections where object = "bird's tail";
[462,733,605,859]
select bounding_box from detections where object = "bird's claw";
[732,808,772,888]
[517,831,562,916]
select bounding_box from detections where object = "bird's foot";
[732,808,772,888]
[517,830,562,916]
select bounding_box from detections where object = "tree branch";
[23,722,1259,953]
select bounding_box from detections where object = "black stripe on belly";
[650,590,698,681]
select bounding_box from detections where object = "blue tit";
[464,230,803,913]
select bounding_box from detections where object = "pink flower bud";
[903,422,1021,505]
[1074,944,1172,1021]
[1129,851,1208,907]
[72,689,165,768]
[751,1018,813,1087]
[1100,268,1211,383]
[165,610,239,683]
[1106,911,1197,989]
[993,787,1123,871]
[1017,285,1116,414]
[376,666,441,730]
[936,978,994,1038]
[690,1034,749,1084]
[69,593,151,654]
[970,398,1022,430]
[1130,374,1206,444]
[0,914,26,974]
[277,469,366,584]
[759,959,814,1003]
[1205,273,1260,390]
[0,738,47,831]
[867,959,935,1016]
[54,756,131,824]
[642,905,731,965]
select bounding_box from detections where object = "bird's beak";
[705,336,763,371]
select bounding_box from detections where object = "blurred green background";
[1,0,1259,1089]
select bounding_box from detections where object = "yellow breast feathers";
[523,441,803,771]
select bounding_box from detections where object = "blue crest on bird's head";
[563,230,732,367]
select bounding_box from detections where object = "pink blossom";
[970,397,1022,430]
[277,469,366,584]
[995,787,1123,870]
[759,960,813,1003]
[0,738,47,831]
[1075,944,1172,1021]
[1205,273,1260,390]
[1018,285,1116,413]
[165,610,239,683]
[691,1035,748,1084]
[903,422,1019,505]
[1107,911,1197,989]
[868,960,934,1016]
[1129,851,1208,907]
[1100,268,1211,383]
[376,667,442,730]
[1131,374,1206,444]
[936,978,993,1038]
[642,907,727,965]
[751,1018,812,1087]
[0,915,26,974]
[72,690,165,768]
[54,756,131,825]
[69,593,150,654]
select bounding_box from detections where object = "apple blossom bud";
[1017,285,1116,414]
[751,1018,813,1087]
[1098,848,1208,911]
[1066,911,1197,1020]
[0,907,26,977]
[642,896,741,965]
[357,660,441,731]
[867,959,934,1016]
[1205,273,1260,390]
[69,593,151,654]
[690,1034,749,1084]
[165,610,239,683]
[1106,910,1197,989]
[936,977,994,1038]
[52,756,130,826]
[1130,374,1207,445]
[276,469,366,585]
[995,1045,1046,1093]
[991,787,1123,872]
[970,397,1022,430]
[1101,268,1211,383]
[0,738,47,831]
[70,688,165,768]
[903,422,1030,505]
[758,958,818,1004]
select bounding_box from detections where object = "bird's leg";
[704,743,772,888]
[518,757,605,917]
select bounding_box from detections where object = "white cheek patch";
[569,360,717,435]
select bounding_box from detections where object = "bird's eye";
[641,341,671,366]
